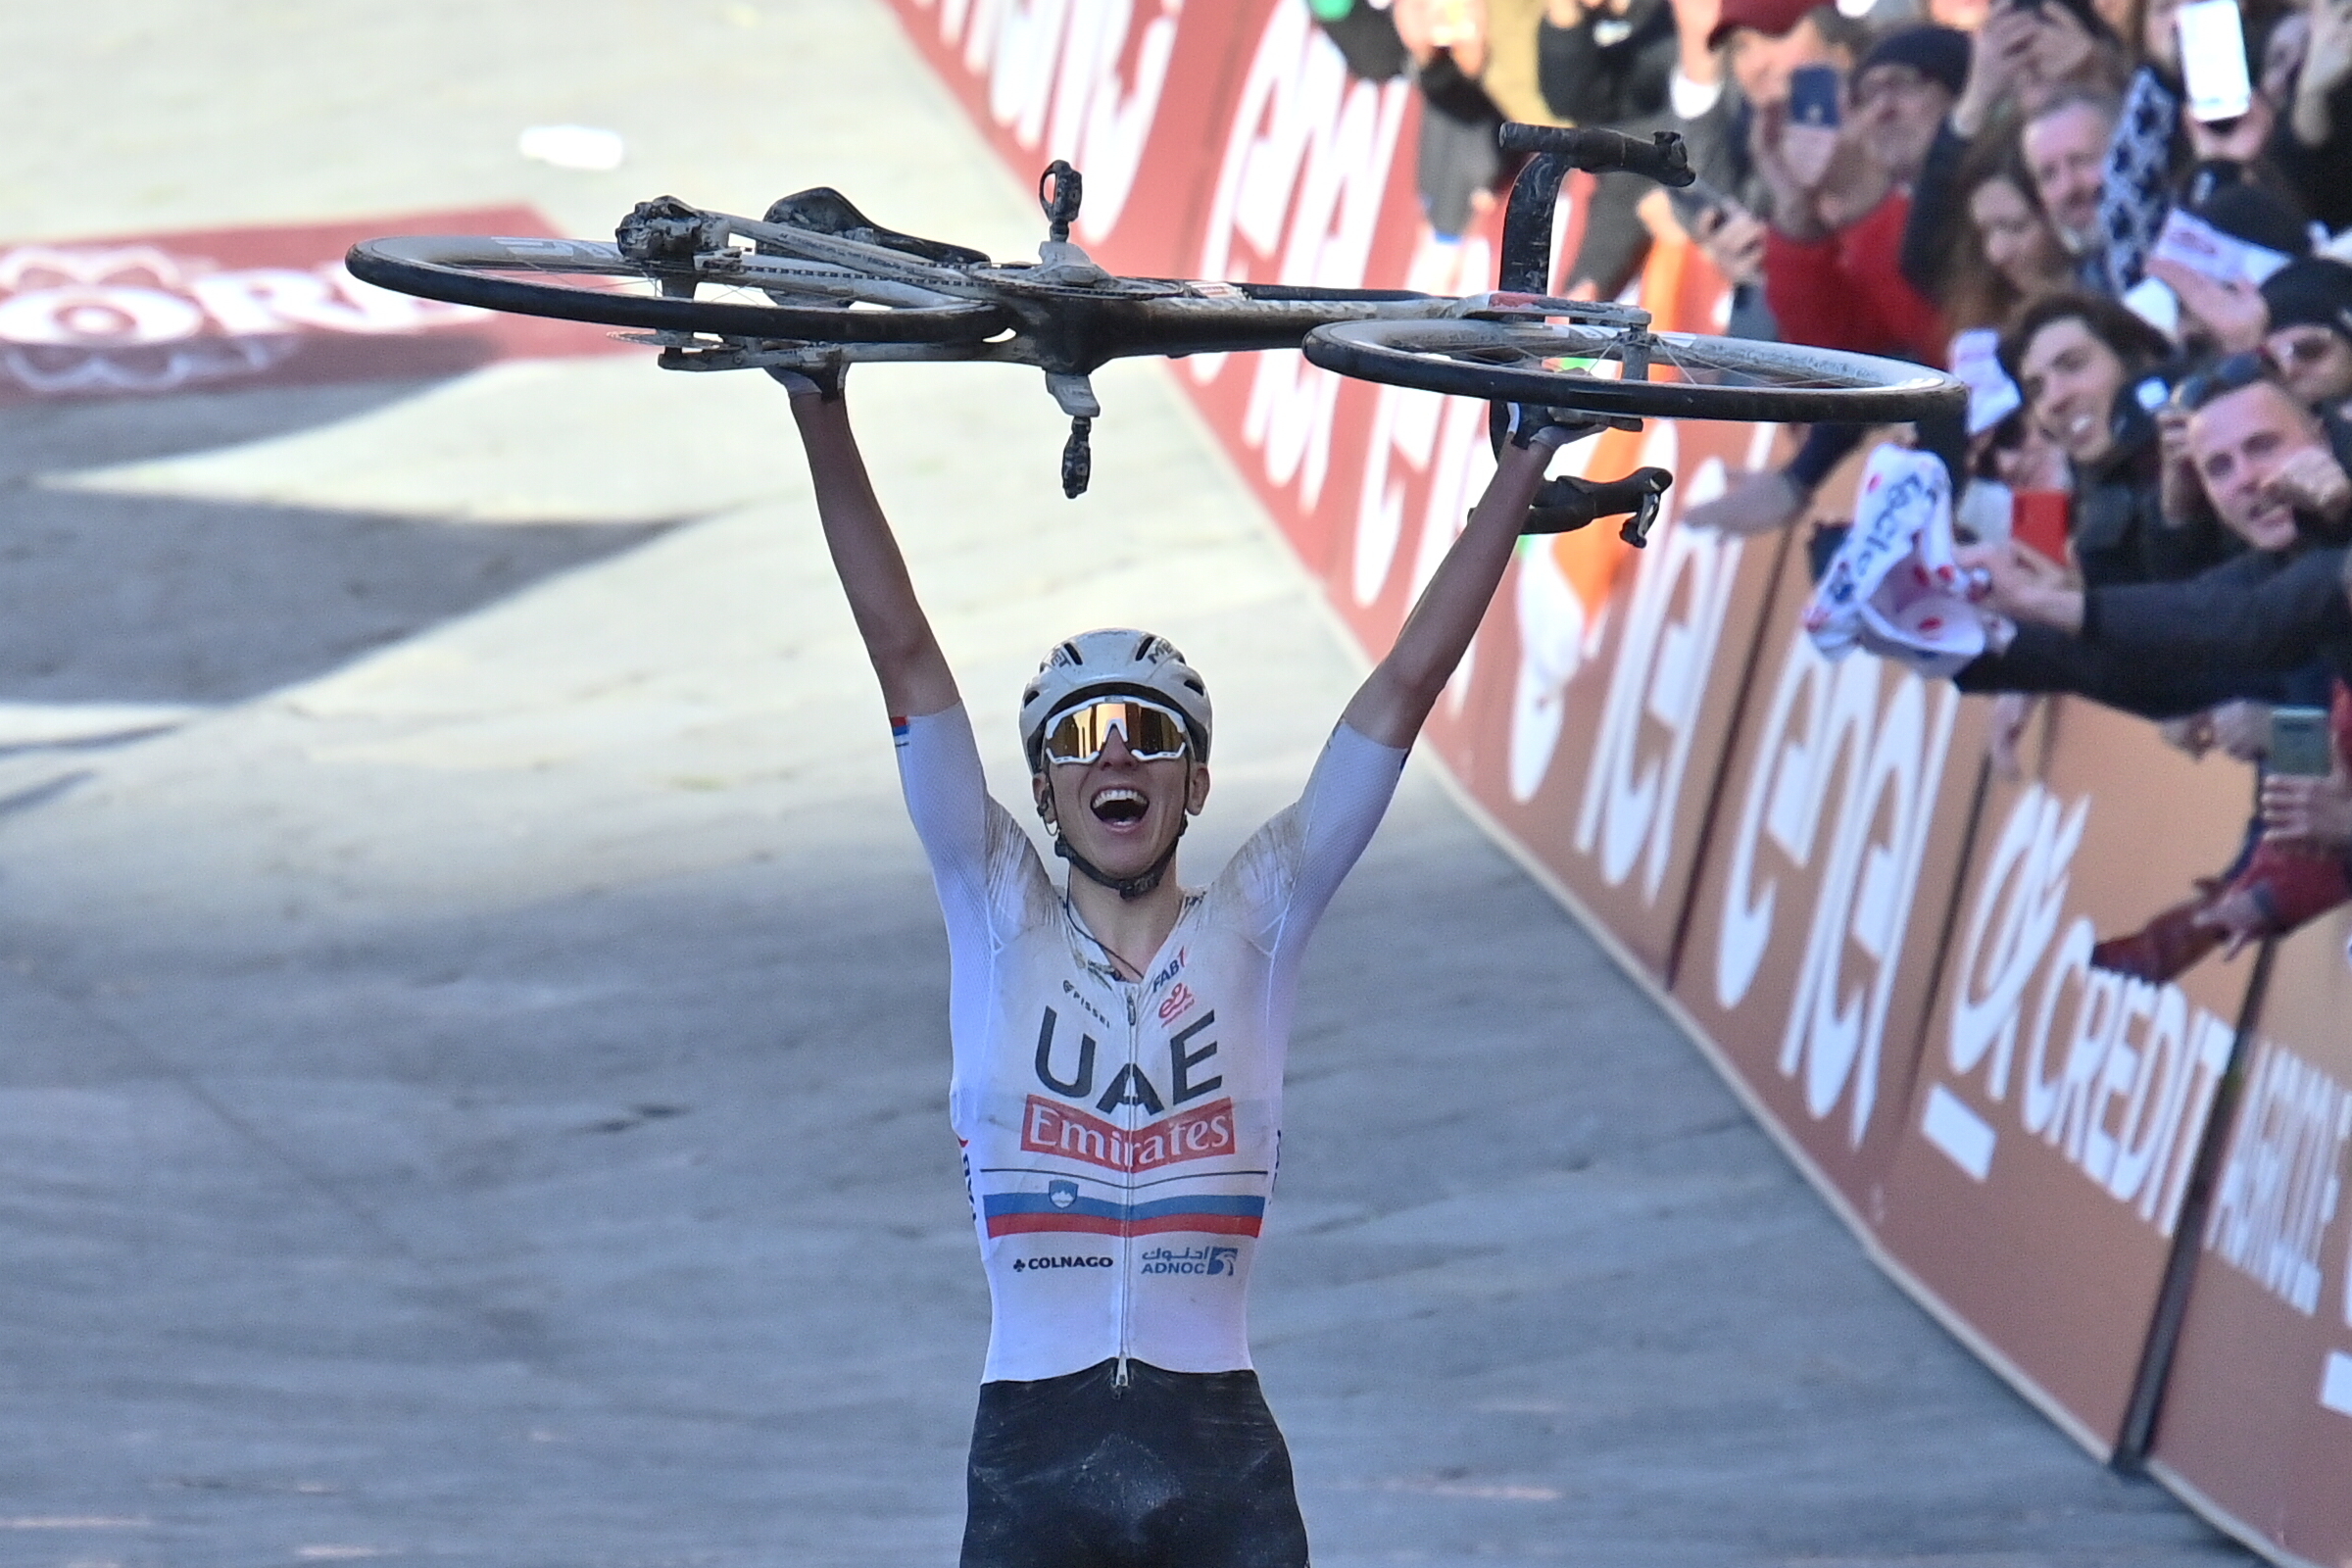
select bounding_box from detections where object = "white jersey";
[893,706,1404,1383]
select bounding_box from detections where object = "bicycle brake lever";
[1519,466,1675,544]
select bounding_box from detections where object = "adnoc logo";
[1140,1245,1240,1277]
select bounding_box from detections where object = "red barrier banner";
[1445,444,1789,975]
[0,209,612,404]
[2149,906,2352,1565]
[1666,534,1984,1214]
[1876,700,2259,1453]
[879,0,1256,278]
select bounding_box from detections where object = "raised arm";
[1342,421,1573,748]
[782,376,960,718]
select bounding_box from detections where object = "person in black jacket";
[1953,363,2352,980]
[1998,291,2239,588]
[1955,362,2352,710]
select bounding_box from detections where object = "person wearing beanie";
[2261,257,2352,416]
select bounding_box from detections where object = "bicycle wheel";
[347,235,1008,343]
[1302,318,1963,424]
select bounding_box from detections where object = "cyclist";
[779,364,1578,1568]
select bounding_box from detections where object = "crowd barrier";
[881,3,2352,1561]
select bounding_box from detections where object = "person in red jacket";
[1759,24,1956,362]
[1693,25,1970,534]
[1759,25,1966,362]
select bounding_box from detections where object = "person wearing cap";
[2260,256,2352,416]
[1665,0,1872,311]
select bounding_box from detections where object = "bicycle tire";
[346,235,1008,343]
[1301,318,1964,425]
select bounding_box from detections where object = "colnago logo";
[1140,1244,1240,1276]
[1023,1095,1237,1173]
[918,0,1180,239]
[1191,1,1409,509]
[1011,1253,1114,1272]
[1925,783,2235,1235]
[1714,634,1958,1148]
[2203,1038,2350,1313]
[0,245,481,394]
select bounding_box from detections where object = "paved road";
[0,5,2259,1566]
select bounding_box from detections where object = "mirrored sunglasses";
[1042,700,1191,765]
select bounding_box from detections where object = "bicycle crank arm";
[1520,466,1674,545]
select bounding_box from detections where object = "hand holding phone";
[2269,706,2334,775]
[1788,64,1841,128]
[2178,0,2256,122]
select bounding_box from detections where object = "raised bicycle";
[349,123,1963,543]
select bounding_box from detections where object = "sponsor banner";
[1444,453,1792,974]
[878,0,1245,278]
[2149,906,2352,1563]
[1667,525,1984,1213]
[0,209,613,403]
[1876,699,2260,1453]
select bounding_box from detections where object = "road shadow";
[0,377,673,706]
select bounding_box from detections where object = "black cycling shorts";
[959,1357,1310,1568]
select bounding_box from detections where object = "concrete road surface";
[0,5,2258,1566]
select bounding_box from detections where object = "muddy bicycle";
[349,123,1962,542]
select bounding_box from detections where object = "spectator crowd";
[1312,0,2352,981]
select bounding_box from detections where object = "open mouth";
[1091,786,1148,825]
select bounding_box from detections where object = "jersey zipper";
[1114,980,1140,1396]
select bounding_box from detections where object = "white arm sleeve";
[893,706,1037,949]
[1221,722,1408,956]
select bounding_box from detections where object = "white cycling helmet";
[1019,628,1213,770]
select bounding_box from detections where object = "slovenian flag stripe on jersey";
[983,1192,1264,1238]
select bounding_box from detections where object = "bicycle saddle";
[760,187,991,270]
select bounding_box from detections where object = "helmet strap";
[1054,818,1185,901]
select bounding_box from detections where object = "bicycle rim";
[347,235,1008,343]
[1301,318,1964,425]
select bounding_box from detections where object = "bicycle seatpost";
[1493,125,1692,294]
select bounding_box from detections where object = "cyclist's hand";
[1504,404,1585,451]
